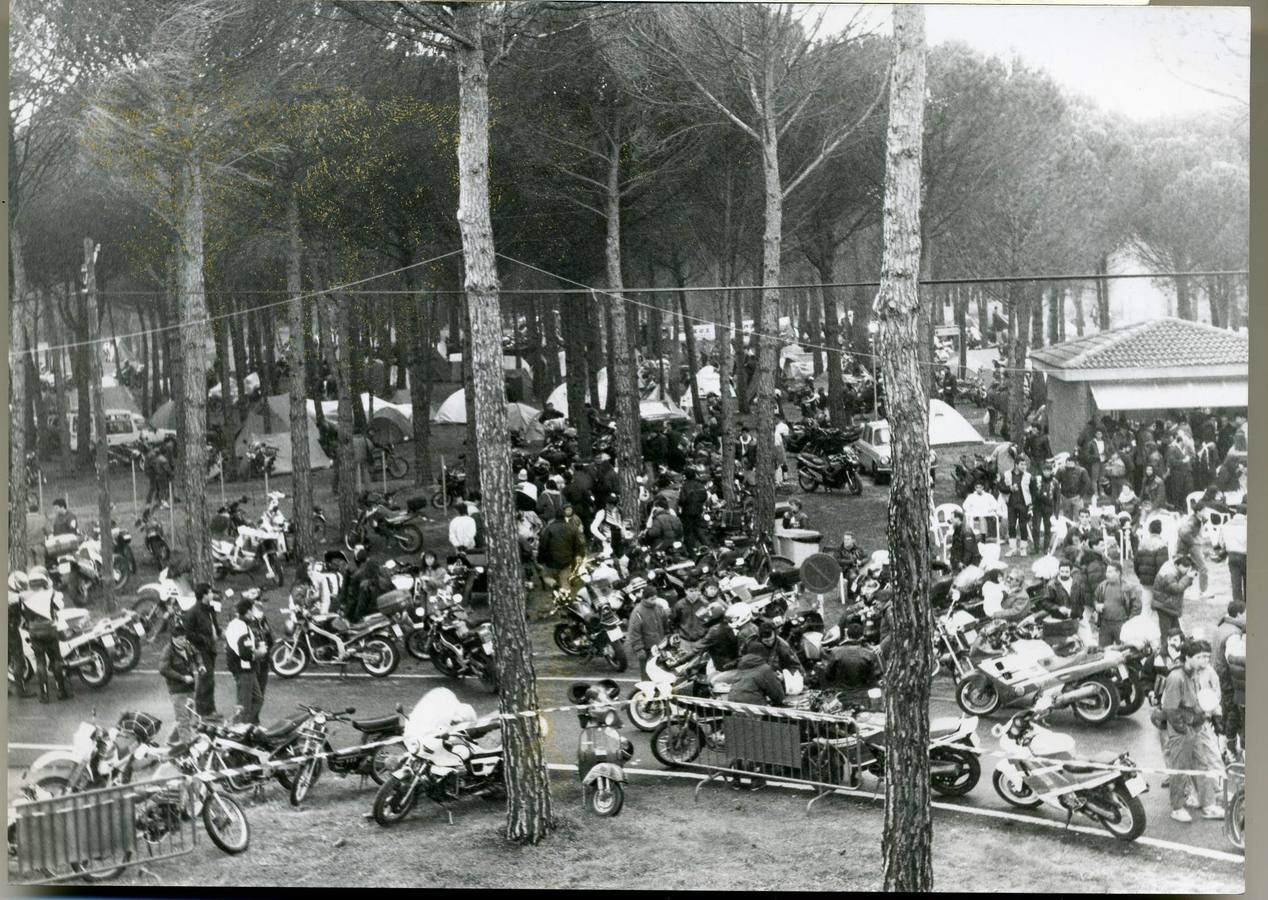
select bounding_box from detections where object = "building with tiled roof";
[1029,317,1248,454]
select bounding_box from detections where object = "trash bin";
[775,528,822,566]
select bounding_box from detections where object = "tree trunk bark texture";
[816,262,848,428]
[333,291,358,533]
[875,6,934,891]
[717,285,737,504]
[678,286,704,424]
[9,224,32,566]
[84,239,116,611]
[453,6,554,844]
[406,272,435,486]
[286,182,315,570]
[1007,280,1031,444]
[562,293,593,459]
[177,160,212,582]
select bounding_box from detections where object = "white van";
[57,409,175,453]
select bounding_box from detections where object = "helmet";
[695,599,727,627]
[8,571,28,593]
[589,565,619,587]
[725,601,754,631]
[352,544,368,566]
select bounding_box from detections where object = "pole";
[131,457,138,518]
[441,454,447,509]
[86,238,115,612]
[168,482,176,543]
[219,464,226,506]
[264,467,269,498]
[381,450,388,494]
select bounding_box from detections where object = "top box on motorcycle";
[769,566,801,591]
[44,533,81,559]
[1040,618,1079,639]
[376,589,414,618]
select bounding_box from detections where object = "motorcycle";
[991,691,1148,842]
[210,506,286,587]
[372,688,505,827]
[369,437,410,480]
[954,635,1132,724]
[13,587,116,690]
[136,506,171,567]
[796,448,864,495]
[98,608,148,673]
[269,595,401,678]
[345,491,425,554]
[430,466,468,509]
[276,703,407,806]
[132,569,194,643]
[427,606,499,694]
[551,584,628,672]
[570,681,635,817]
[628,637,719,732]
[1225,756,1245,853]
[189,705,311,795]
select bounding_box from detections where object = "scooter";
[991,689,1148,842]
[570,680,635,817]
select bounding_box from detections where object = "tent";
[236,394,333,474]
[680,365,733,406]
[928,398,985,446]
[149,400,177,431]
[433,391,545,440]
[640,398,690,423]
[209,372,260,401]
[545,368,609,418]
[779,344,815,378]
[306,393,414,444]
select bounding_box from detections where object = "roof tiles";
[1029,317,1248,371]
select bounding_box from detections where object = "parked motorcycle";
[345,491,425,554]
[369,438,410,481]
[210,504,286,587]
[132,569,194,643]
[628,637,718,732]
[430,466,468,509]
[551,583,628,672]
[269,595,401,678]
[191,706,310,794]
[991,691,1148,841]
[136,506,171,567]
[244,440,279,478]
[570,681,635,816]
[796,448,864,495]
[13,586,115,690]
[371,688,505,827]
[278,703,407,806]
[427,606,498,694]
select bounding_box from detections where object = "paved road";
[7,616,1237,859]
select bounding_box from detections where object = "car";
[58,409,176,454]
[851,420,938,485]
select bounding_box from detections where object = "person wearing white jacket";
[962,482,1003,542]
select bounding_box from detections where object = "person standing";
[773,412,790,487]
[1055,456,1093,522]
[1030,461,1057,555]
[1165,437,1195,509]
[184,583,221,717]
[1081,429,1106,496]
[677,468,708,553]
[19,568,71,702]
[1132,519,1170,612]
[157,619,204,743]
[248,590,274,720]
[1022,424,1052,472]
[948,510,981,572]
[1139,464,1167,511]
[590,493,630,564]
[1161,638,1224,823]
[1093,563,1142,646]
[1220,498,1247,605]
[1002,457,1033,557]
[1212,599,1246,748]
[223,595,262,725]
[1152,556,1197,639]
[536,507,586,612]
[626,586,670,679]
[536,476,565,525]
[563,465,595,529]
[1174,508,1214,600]
[448,503,478,556]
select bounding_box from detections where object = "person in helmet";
[18,566,70,702]
[8,571,33,698]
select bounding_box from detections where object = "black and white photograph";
[5,1,1250,892]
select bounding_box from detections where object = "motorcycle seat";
[799,453,825,467]
[248,712,307,744]
[462,716,502,740]
[352,713,400,733]
[1062,751,1119,774]
[928,716,965,740]
[351,613,389,634]
[385,513,413,525]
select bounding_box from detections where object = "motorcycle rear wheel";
[270,641,309,678]
[430,490,448,509]
[991,769,1042,808]
[76,645,115,689]
[372,774,419,827]
[628,692,668,732]
[955,674,1000,717]
[553,623,588,657]
[203,792,251,854]
[1116,676,1145,716]
[113,558,132,593]
[929,746,981,797]
[585,778,624,817]
[797,469,820,493]
[1098,785,1147,842]
[359,638,400,677]
[431,650,462,679]
[846,469,863,496]
[1069,676,1119,724]
[651,721,704,768]
[393,525,424,554]
[131,594,165,642]
[1226,785,1245,853]
[603,641,629,673]
[112,630,142,673]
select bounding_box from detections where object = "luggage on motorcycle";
[1041,618,1079,639]
[376,590,414,618]
[44,533,81,559]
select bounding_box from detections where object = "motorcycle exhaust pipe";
[1052,683,1101,708]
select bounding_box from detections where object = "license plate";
[482,641,494,655]
[1117,665,1129,679]
[607,627,623,641]
[132,622,146,636]
[1125,773,1147,797]
[392,624,404,638]
[100,634,116,649]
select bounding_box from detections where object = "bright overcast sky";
[819,3,1250,120]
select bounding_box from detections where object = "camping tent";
[680,365,734,406]
[928,398,985,446]
[236,394,333,474]
[640,398,690,423]
[433,391,545,440]
[779,344,815,378]
[545,368,609,418]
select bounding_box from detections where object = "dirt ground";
[51,772,1242,892]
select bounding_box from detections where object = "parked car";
[851,419,937,484]
[56,409,175,454]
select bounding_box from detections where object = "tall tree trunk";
[452,6,553,843]
[286,182,314,570]
[136,304,150,417]
[1046,284,1061,346]
[732,291,748,414]
[717,284,737,504]
[75,299,93,471]
[876,7,933,890]
[815,260,848,428]
[753,124,781,538]
[407,274,434,486]
[808,283,823,376]
[1175,274,1195,321]
[955,285,968,380]
[52,300,71,472]
[562,294,593,458]
[1073,284,1086,336]
[262,307,278,394]
[1096,253,1111,330]
[9,224,32,565]
[177,159,212,582]
[349,302,369,432]
[1031,281,1045,349]
[84,239,115,611]
[1204,275,1224,328]
[584,298,602,421]
[229,296,248,406]
[976,287,989,343]
[150,298,165,408]
[461,302,481,496]
[1008,281,1034,444]
[211,300,237,477]
[333,290,358,533]
[675,268,705,424]
[916,235,935,398]
[395,297,410,392]
[603,304,617,414]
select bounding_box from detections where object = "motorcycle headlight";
[404,736,421,755]
[283,619,296,636]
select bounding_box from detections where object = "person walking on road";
[1161,638,1224,823]
[1152,555,1197,642]
[247,589,274,719]
[158,619,205,743]
[627,586,670,679]
[1132,519,1170,611]
[224,595,263,725]
[1093,563,1141,646]
[184,583,222,717]
[1174,508,1214,601]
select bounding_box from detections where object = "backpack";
[1225,632,1246,666]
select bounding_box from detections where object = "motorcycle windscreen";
[403,688,476,745]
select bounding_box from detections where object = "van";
[56,409,175,453]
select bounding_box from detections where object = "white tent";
[640,398,690,423]
[447,353,531,376]
[306,393,415,444]
[434,389,468,424]
[545,368,608,418]
[680,365,733,406]
[432,390,544,438]
[928,398,985,446]
[236,395,333,474]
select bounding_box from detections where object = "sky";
[820,3,1251,120]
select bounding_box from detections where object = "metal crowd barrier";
[656,694,875,811]
[9,777,200,884]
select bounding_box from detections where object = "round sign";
[799,553,842,595]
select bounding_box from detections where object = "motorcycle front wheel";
[1116,675,1145,716]
[585,777,624,817]
[288,756,324,807]
[387,456,409,480]
[628,692,668,732]
[372,774,419,827]
[1226,785,1245,853]
[846,469,863,496]
[131,594,165,642]
[430,490,448,509]
[1069,676,1119,725]
[651,720,704,768]
[955,674,1000,717]
[1098,785,1147,842]
[202,792,251,854]
[553,623,588,657]
[270,641,309,678]
[76,645,115,689]
[405,629,432,661]
[114,556,133,592]
[392,525,424,554]
[928,746,981,797]
[359,637,400,678]
[991,769,1042,809]
[112,630,142,673]
[430,649,461,679]
[797,468,820,493]
[603,641,629,673]
[370,743,406,786]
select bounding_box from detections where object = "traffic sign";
[799,553,841,595]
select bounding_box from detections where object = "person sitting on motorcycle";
[339,545,382,625]
[835,532,868,598]
[698,600,742,690]
[45,498,78,538]
[820,622,881,707]
[418,550,448,595]
[727,637,787,708]
[669,572,709,643]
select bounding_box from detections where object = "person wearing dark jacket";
[642,426,668,479]
[1055,457,1093,521]
[627,589,670,678]
[642,499,684,552]
[1039,562,1088,621]
[677,470,708,552]
[1031,462,1058,554]
[948,511,981,571]
[157,619,205,743]
[701,614,740,675]
[591,453,620,513]
[1213,599,1246,746]
[563,467,595,527]
[1076,536,1109,597]
[753,620,803,674]
[669,580,708,642]
[1023,426,1052,471]
[727,639,786,707]
[821,623,881,701]
[247,591,275,716]
[1174,511,1212,598]
[1093,563,1142,646]
[223,596,262,725]
[183,583,221,716]
[1152,557,1197,639]
[537,508,587,611]
[1133,519,1170,607]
